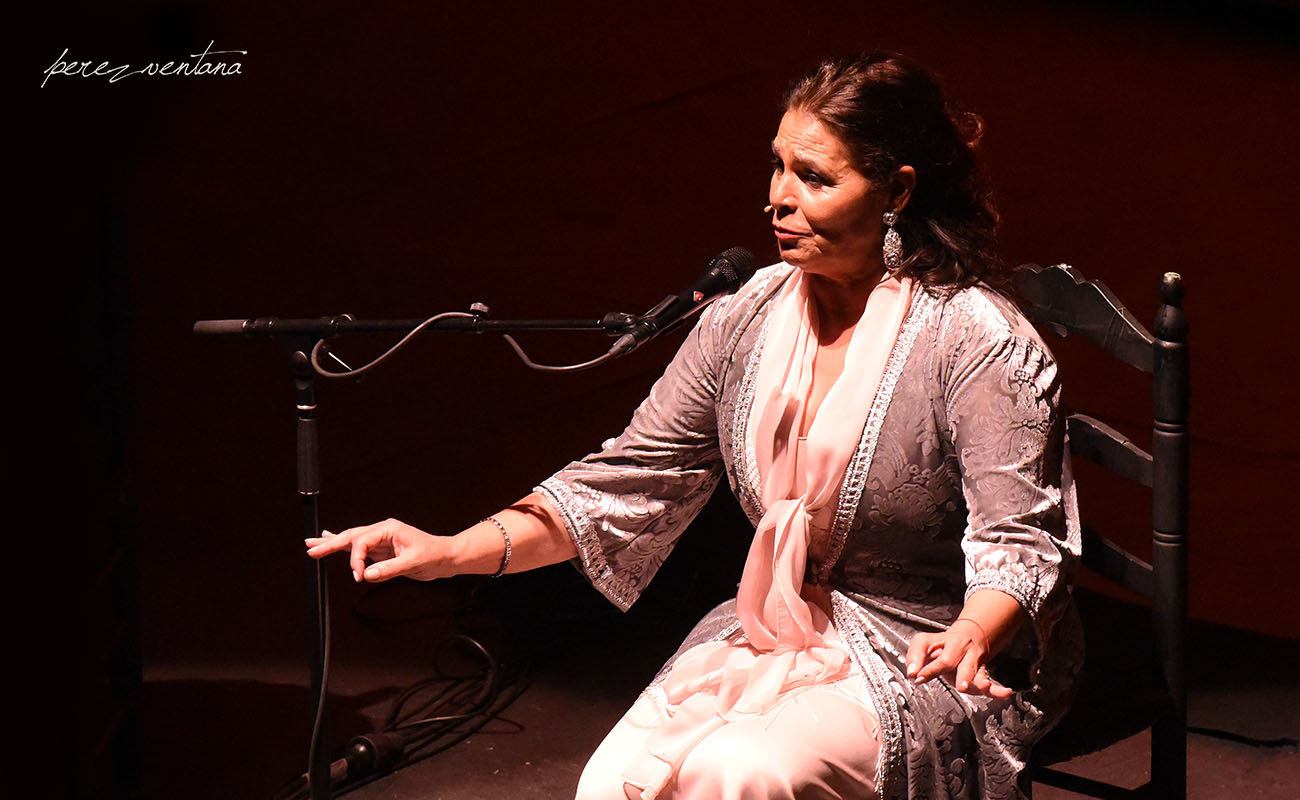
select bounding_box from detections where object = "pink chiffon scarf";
[618,271,916,800]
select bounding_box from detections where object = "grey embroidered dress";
[537,263,1083,800]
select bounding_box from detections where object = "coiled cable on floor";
[271,634,534,800]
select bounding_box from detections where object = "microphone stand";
[194,305,635,800]
[291,342,330,800]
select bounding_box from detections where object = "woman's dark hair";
[785,53,1008,293]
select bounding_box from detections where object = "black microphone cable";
[309,247,757,377]
[271,634,534,800]
[310,311,478,379]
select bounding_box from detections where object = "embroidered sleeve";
[944,317,1080,650]
[536,299,730,610]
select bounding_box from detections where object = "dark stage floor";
[140,571,1300,800]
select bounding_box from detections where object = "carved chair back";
[1013,264,1189,800]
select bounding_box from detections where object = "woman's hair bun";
[953,109,985,150]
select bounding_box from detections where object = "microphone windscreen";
[712,247,757,288]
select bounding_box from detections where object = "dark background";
[27,1,1299,797]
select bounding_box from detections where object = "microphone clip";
[600,311,637,335]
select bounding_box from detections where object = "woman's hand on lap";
[305,519,453,583]
[905,621,1013,698]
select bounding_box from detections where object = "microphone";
[611,247,757,356]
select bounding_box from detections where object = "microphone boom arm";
[193,309,638,338]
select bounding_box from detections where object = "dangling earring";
[882,210,903,272]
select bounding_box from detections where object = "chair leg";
[1151,714,1186,800]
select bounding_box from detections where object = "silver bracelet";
[483,516,511,578]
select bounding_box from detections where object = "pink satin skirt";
[575,670,881,800]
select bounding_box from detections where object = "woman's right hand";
[305,519,455,583]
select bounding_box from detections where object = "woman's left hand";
[905,620,1013,698]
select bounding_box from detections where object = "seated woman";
[307,52,1083,800]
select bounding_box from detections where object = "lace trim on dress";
[832,590,907,800]
[536,477,640,611]
[732,314,772,526]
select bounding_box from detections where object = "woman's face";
[768,109,893,285]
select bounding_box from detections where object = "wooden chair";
[1012,264,1189,799]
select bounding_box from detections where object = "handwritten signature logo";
[42,40,245,88]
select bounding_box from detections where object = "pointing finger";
[305,530,349,557]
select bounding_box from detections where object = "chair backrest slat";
[1080,524,1155,596]
[1014,264,1155,373]
[1067,414,1154,487]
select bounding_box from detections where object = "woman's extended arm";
[304,491,577,582]
[306,277,759,599]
